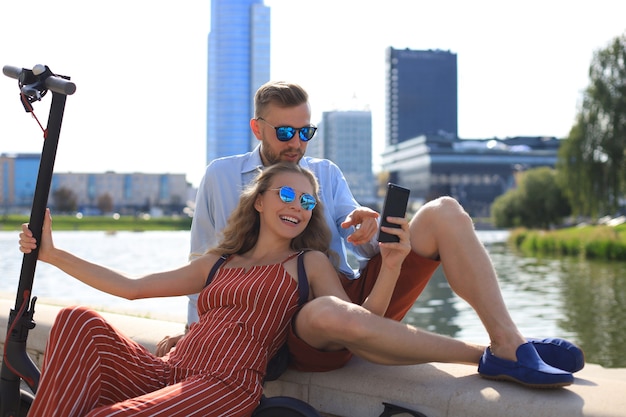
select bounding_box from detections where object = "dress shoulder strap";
[204,254,229,287]
[296,250,309,306]
[278,251,309,306]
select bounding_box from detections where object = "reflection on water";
[403,267,462,337]
[558,258,626,368]
[403,233,626,368]
[0,230,624,367]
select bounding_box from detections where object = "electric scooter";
[1,64,75,417]
[1,64,322,417]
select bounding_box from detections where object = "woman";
[18,162,411,417]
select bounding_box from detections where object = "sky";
[1,1,625,188]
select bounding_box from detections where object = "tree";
[491,187,524,228]
[519,167,571,229]
[97,193,114,214]
[557,33,626,217]
[491,167,571,229]
[52,187,77,213]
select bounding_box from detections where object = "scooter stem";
[0,79,70,416]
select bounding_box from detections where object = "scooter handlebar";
[3,65,76,95]
[2,65,22,79]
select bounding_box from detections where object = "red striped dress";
[27,253,301,417]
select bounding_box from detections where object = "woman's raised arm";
[19,209,214,300]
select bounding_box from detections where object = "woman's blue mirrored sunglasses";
[270,186,317,210]
[257,117,317,142]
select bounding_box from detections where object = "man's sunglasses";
[257,117,317,142]
[270,186,317,211]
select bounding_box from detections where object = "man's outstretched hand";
[342,207,379,246]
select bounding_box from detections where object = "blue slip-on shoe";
[528,337,585,373]
[478,343,574,388]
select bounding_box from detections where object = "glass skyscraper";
[206,0,270,163]
[386,47,458,146]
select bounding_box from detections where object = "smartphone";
[377,183,410,243]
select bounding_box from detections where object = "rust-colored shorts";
[288,250,441,372]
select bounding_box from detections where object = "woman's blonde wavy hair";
[208,163,336,266]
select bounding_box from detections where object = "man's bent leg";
[409,197,526,361]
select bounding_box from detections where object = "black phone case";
[377,183,410,243]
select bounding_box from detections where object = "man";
[160,81,583,388]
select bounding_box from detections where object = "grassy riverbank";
[510,224,626,261]
[0,214,192,232]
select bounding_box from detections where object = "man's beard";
[261,144,303,166]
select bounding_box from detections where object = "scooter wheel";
[252,395,321,417]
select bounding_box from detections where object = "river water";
[0,230,624,368]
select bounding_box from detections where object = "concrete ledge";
[266,359,626,417]
[1,298,625,417]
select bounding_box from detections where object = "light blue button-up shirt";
[187,145,380,322]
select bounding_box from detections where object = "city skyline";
[1,1,625,187]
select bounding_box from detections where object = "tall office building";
[206,0,270,163]
[386,47,457,146]
[308,111,374,204]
